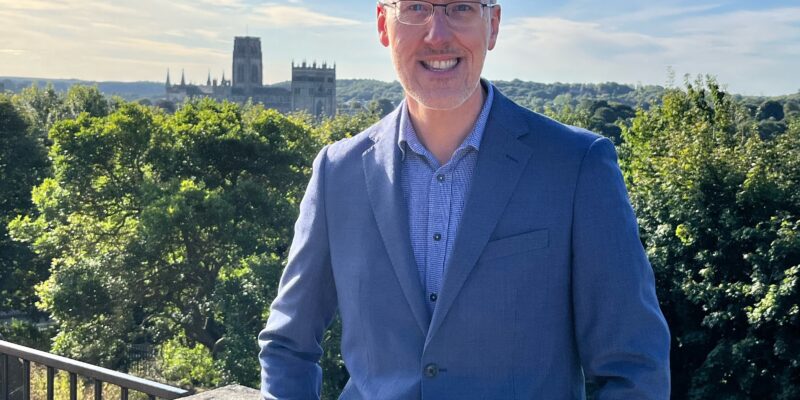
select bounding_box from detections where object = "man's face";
[377,1,501,111]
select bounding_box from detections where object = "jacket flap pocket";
[480,229,549,262]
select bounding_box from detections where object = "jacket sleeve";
[258,145,338,400]
[571,137,671,399]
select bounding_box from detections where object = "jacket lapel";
[426,91,534,343]
[362,110,431,336]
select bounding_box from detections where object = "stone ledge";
[181,384,260,399]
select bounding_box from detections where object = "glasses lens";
[446,2,484,26]
[396,1,433,25]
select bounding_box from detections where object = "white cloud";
[486,7,800,95]
[251,5,362,28]
[601,4,722,25]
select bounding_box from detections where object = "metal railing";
[0,340,189,400]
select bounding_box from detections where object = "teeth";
[424,59,458,71]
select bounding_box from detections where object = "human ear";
[488,5,501,51]
[377,4,390,47]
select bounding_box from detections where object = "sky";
[0,0,798,96]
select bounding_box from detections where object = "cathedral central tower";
[232,36,263,94]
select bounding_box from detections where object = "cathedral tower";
[291,61,336,118]
[232,36,263,94]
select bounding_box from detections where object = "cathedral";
[166,36,336,118]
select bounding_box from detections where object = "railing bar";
[95,379,103,400]
[0,341,186,398]
[121,387,128,400]
[46,366,55,400]
[1,354,8,400]
[69,372,77,400]
[23,359,31,400]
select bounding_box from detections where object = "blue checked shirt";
[398,83,495,313]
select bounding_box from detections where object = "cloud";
[251,5,362,28]
[0,49,26,56]
[0,0,69,11]
[486,7,800,95]
[601,4,722,25]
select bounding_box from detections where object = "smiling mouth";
[421,58,460,72]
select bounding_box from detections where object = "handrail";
[0,340,188,399]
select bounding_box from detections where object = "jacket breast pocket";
[479,228,549,263]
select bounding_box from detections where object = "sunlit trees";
[0,96,50,315]
[9,99,319,384]
[621,78,800,399]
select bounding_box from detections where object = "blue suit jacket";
[259,86,671,399]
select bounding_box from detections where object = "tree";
[62,85,110,119]
[757,100,785,121]
[9,99,321,386]
[367,98,395,118]
[620,78,800,399]
[11,83,63,143]
[0,95,50,314]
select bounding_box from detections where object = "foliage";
[757,100,785,121]
[0,319,54,350]
[8,99,319,384]
[158,334,224,387]
[543,99,634,143]
[11,84,110,143]
[0,95,50,314]
[620,77,800,399]
[314,110,380,144]
[335,79,666,114]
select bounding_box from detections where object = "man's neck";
[406,85,486,166]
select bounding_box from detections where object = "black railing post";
[95,379,103,400]
[69,372,77,400]
[22,360,30,400]
[46,366,54,400]
[1,353,8,400]
[121,387,128,400]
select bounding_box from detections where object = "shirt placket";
[425,162,452,310]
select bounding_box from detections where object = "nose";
[423,7,454,46]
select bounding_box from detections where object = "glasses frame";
[380,1,496,27]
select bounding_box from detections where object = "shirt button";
[437,174,445,182]
[429,293,438,302]
[424,363,439,378]
[433,233,442,241]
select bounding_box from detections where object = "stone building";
[166,36,336,118]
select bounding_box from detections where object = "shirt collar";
[398,80,495,161]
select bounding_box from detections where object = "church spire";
[207,70,211,86]
[166,69,171,87]
[180,69,186,86]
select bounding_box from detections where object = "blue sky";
[0,0,798,95]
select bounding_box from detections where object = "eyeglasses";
[381,1,496,28]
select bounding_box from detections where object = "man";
[259,1,671,398]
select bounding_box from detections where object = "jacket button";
[424,363,439,378]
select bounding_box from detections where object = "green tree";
[11,83,63,143]
[315,111,380,144]
[0,95,50,314]
[9,99,320,386]
[757,100,785,121]
[367,98,395,118]
[62,85,110,119]
[620,78,800,399]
